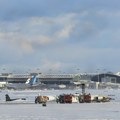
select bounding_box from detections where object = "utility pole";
[103,69,106,82]
[97,69,100,89]
[97,69,99,83]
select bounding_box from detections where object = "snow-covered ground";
[0,89,120,120]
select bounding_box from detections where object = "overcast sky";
[0,0,120,74]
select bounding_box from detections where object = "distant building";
[38,74,74,85]
[91,73,120,83]
[0,73,8,88]
[0,72,120,89]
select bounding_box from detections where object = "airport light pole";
[77,68,80,73]
[97,69,100,83]
[97,69,100,89]
[49,69,52,74]
[103,69,106,82]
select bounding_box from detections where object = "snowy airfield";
[0,89,120,120]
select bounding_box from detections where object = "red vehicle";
[64,94,72,103]
[84,94,91,103]
[57,94,73,103]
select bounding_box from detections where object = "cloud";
[0,10,120,50]
[39,59,62,73]
[0,10,120,54]
[0,13,78,53]
[55,23,75,39]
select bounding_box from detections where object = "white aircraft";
[5,75,41,89]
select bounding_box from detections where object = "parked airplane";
[5,75,41,89]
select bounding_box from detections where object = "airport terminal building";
[0,72,120,89]
[0,73,91,88]
[91,73,120,83]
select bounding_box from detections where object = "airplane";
[5,75,41,89]
[5,94,26,102]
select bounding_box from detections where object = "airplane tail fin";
[5,94,11,101]
[25,77,31,84]
[5,94,26,101]
[25,75,39,86]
